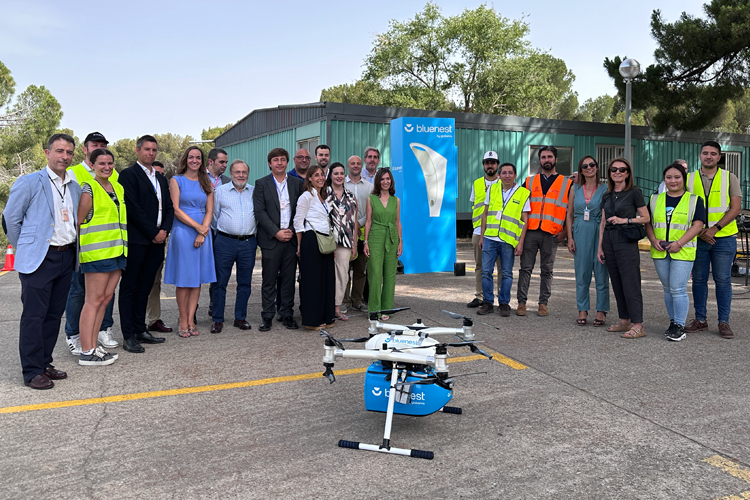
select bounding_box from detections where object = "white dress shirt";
[138,161,162,227]
[45,165,77,246]
[294,190,330,235]
[345,175,373,228]
[273,175,291,229]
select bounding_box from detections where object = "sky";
[0,0,708,143]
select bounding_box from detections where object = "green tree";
[322,3,577,118]
[604,0,750,132]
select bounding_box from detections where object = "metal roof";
[215,102,750,148]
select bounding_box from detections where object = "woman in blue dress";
[566,156,609,326]
[164,146,216,337]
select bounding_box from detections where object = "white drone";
[321,308,492,459]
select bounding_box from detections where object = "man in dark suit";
[253,147,304,331]
[118,135,175,353]
[4,133,81,389]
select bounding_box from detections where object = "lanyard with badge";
[274,177,288,210]
[49,176,70,221]
[582,184,594,221]
[500,184,517,212]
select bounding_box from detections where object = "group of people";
[5,132,401,390]
[469,142,740,342]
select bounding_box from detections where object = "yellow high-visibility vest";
[687,169,737,237]
[649,192,698,261]
[484,184,530,248]
[79,180,128,263]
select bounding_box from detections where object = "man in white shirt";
[254,148,305,331]
[362,146,380,184]
[5,133,82,389]
[343,155,373,311]
[466,151,500,308]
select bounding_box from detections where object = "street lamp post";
[619,58,641,165]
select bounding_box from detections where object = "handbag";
[608,191,646,243]
[305,218,336,254]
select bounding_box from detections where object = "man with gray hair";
[362,146,380,184]
[343,154,373,311]
[210,160,257,333]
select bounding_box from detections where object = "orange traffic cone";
[2,245,15,271]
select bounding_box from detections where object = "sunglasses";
[610,167,628,174]
[581,162,597,169]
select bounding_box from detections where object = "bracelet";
[364,240,368,245]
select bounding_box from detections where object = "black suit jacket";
[253,173,304,250]
[119,163,175,246]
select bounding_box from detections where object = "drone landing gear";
[337,365,461,460]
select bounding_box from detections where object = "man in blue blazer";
[4,133,82,390]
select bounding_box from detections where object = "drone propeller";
[320,330,371,349]
[391,340,484,352]
[369,307,411,320]
[469,344,493,360]
[442,309,466,320]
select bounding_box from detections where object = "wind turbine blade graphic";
[409,142,447,217]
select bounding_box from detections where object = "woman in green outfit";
[364,168,403,320]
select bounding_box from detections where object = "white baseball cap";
[483,151,499,162]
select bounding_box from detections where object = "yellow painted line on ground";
[0,270,10,277]
[704,455,750,484]
[0,352,523,415]
[715,491,750,500]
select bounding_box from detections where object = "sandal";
[621,327,646,339]
[178,329,191,338]
[189,327,200,336]
[607,322,632,332]
[593,312,607,327]
[577,311,588,326]
[335,313,349,321]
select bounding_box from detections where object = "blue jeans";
[211,234,257,323]
[481,238,515,305]
[692,236,736,323]
[64,268,115,338]
[652,256,694,327]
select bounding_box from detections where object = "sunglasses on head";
[610,167,628,174]
[581,162,597,169]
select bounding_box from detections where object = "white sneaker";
[67,335,82,355]
[95,346,118,361]
[98,327,119,349]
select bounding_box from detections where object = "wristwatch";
[627,218,632,224]
[715,223,723,231]
[364,240,368,245]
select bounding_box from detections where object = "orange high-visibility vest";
[525,174,571,234]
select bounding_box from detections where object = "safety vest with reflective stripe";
[472,177,491,229]
[79,180,128,263]
[68,162,119,185]
[525,174,571,234]
[649,192,698,261]
[687,169,737,237]
[484,184,530,247]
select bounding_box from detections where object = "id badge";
[583,209,590,221]
[280,200,287,210]
[61,208,70,221]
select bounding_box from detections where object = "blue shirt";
[213,182,257,236]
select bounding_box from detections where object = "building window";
[596,145,635,170]
[723,152,741,181]
[297,137,320,165]
[528,146,573,177]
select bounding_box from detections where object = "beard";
[541,161,555,172]
[484,167,497,177]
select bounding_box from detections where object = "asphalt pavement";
[1,244,749,499]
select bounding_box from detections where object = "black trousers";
[119,242,165,340]
[299,231,335,327]
[19,246,75,383]
[602,228,643,323]
[260,240,297,320]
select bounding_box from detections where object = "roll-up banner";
[390,117,457,274]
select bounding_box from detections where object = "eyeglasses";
[581,162,597,169]
[539,146,552,151]
[295,155,311,160]
[610,167,628,174]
